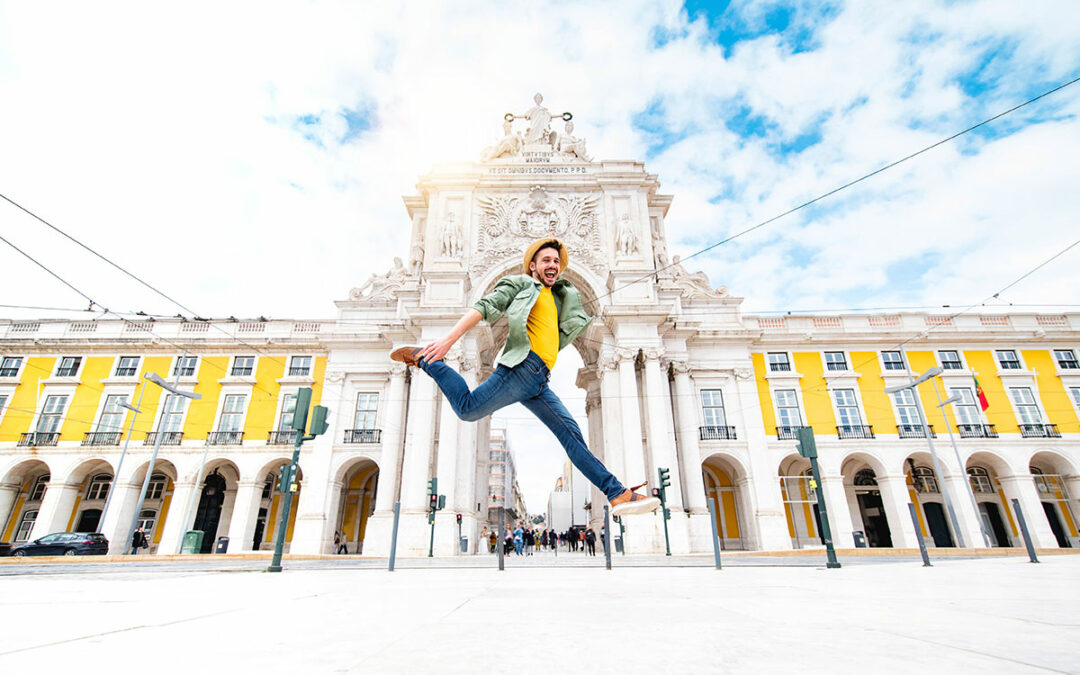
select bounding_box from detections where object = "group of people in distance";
[481,525,599,556]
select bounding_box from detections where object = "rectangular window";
[173,356,198,377]
[833,389,862,427]
[774,389,803,428]
[217,394,247,432]
[950,388,981,426]
[0,394,8,421]
[1009,388,1042,424]
[891,389,920,427]
[489,451,505,462]
[354,393,379,429]
[278,393,297,430]
[158,394,186,433]
[939,350,962,370]
[0,356,22,377]
[289,356,312,376]
[767,353,791,372]
[231,356,255,377]
[700,389,727,427]
[996,350,1021,370]
[881,351,905,371]
[36,395,68,433]
[1071,387,1080,410]
[1054,349,1079,370]
[97,395,127,432]
[15,510,38,542]
[115,356,140,377]
[56,356,82,377]
[824,352,848,371]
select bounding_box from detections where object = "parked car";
[0,542,11,557]
[9,532,109,557]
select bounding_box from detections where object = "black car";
[9,532,109,557]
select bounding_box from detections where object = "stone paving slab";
[0,555,1077,674]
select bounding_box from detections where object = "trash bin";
[614,537,624,554]
[852,530,867,548]
[459,537,468,553]
[214,536,229,554]
[181,530,204,554]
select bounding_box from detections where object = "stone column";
[225,479,263,553]
[100,479,141,554]
[598,358,624,482]
[668,361,706,512]
[818,473,855,549]
[943,474,988,548]
[875,474,920,548]
[616,349,647,486]
[732,368,791,550]
[454,355,480,552]
[28,480,82,541]
[433,354,463,555]
[642,349,689,553]
[374,364,408,512]
[999,473,1059,548]
[395,368,438,555]
[157,479,198,553]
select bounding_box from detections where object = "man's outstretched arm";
[417,309,482,364]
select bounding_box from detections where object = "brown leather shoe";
[610,484,660,517]
[389,346,423,367]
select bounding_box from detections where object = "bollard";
[388,501,401,572]
[908,502,932,567]
[707,497,722,570]
[497,506,505,571]
[603,506,612,570]
[1010,499,1040,564]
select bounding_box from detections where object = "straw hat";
[522,237,569,274]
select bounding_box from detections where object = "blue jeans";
[419,351,625,501]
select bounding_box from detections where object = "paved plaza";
[1,552,1078,674]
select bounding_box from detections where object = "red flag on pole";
[973,373,990,411]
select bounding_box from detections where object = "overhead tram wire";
[583,72,1080,310]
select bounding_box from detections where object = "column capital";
[615,347,637,362]
[642,347,665,361]
[325,370,346,384]
[733,367,755,381]
[664,358,691,375]
[390,362,408,377]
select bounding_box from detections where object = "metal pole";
[603,505,611,570]
[176,435,212,554]
[99,381,146,536]
[497,506,505,571]
[707,496,722,570]
[268,430,304,572]
[388,501,401,571]
[932,381,994,548]
[1010,499,1040,563]
[908,502,932,566]
[428,508,436,558]
[808,456,841,568]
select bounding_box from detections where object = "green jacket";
[472,274,593,369]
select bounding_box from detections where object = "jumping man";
[391,237,659,517]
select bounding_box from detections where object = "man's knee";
[459,407,486,423]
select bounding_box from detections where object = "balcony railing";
[897,424,935,439]
[837,424,875,439]
[699,426,737,441]
[344,428,382,444]
[958,424,998,439]
[144,431,183,446]
[82,431,122,446]
[18,432,59,447]
[777,426,805,440]
[208,431,244,445]
[268,430,299,445]
[288,366,311,376]
[1020,424,1061,439]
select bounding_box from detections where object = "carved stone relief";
[350,256,408,302]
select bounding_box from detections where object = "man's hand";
[417,335,455,364]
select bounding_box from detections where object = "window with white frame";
[0,394,8,418]
[36,395,68,433]
[824,352,847,371]
[911,466,939,493]
[767,353,791,372]
[29,474,49,501]
[217,394,247,431]
[278,393,297,430]
[1070,387,1080,410]
[354,393,379,429]
[231,356,255,377]
[15,510,38,542]
[950,388,982,426]
[939,350,962,370]
[996,350,1021,370]
[1054,349,1079,370]
[289,356,312,376]
[700,389,727,427]
[96,395,127,432]
[774,389,802,428]
[891,389,921,427]
[173,355,198,377]
[1009,388,1043,425]
[0,356,22,377]
[146,473,167,500]
[881,351,905,371]
[158,394,186,432]
[55,356,82,377]
[86,474,111,500]
[115,356,140,377]
[833,389,863,427]
[967,467,994,494]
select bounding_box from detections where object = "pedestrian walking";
[130,527,148,555]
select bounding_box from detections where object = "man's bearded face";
[530,246,561,287]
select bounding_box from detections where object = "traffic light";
[663,507,671,520]
[308,405,329,436]
[658,467,671,490]
[427,477,438,497]
[290,388,313,431]
[277,464,298,493]
[651,487,660,498]
[456,513,462,525]
[429,493,439,511]
[795,426,818,459]
[437,495,446,510]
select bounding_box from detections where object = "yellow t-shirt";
[526,287,559,370]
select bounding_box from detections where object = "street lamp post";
[97,381,146,537]
[126,365,201,556]
[885,365,965,548]
[933,384,994,548]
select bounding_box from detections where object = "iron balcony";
[1019,424,1061,439]
[344,428,382,444]
[267,430,299,445]
[18,432,60,447]
[699,425,737,441]
[82,431,122,446]
[144,431,183,446]
[897,424,936,439]
[957,424,998,438]
[837,424,875,439]
[208,431,244,445]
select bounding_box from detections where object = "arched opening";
[64,458,114,539]
[903,454,953,548]
[192,470,228,553]
[702,455,746,550]
[335,458,380,554]
[255,458,303,552]
[129,460,178,553]
[842,454,893,548]
[1,459,51,543]
[778,455,819,549]
[965,451,1016,547]
[1029,452,1077,548]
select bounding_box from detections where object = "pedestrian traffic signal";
[456,513,462,524]
[429,493,439,511]
[658,467,671,489]
[795,426,818,459]
[651,487,660,498]
[427,477,438,497]
[663,507,671,520]
[437,495,446,510]
[308,405,329,436]
[290,387,313,431]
